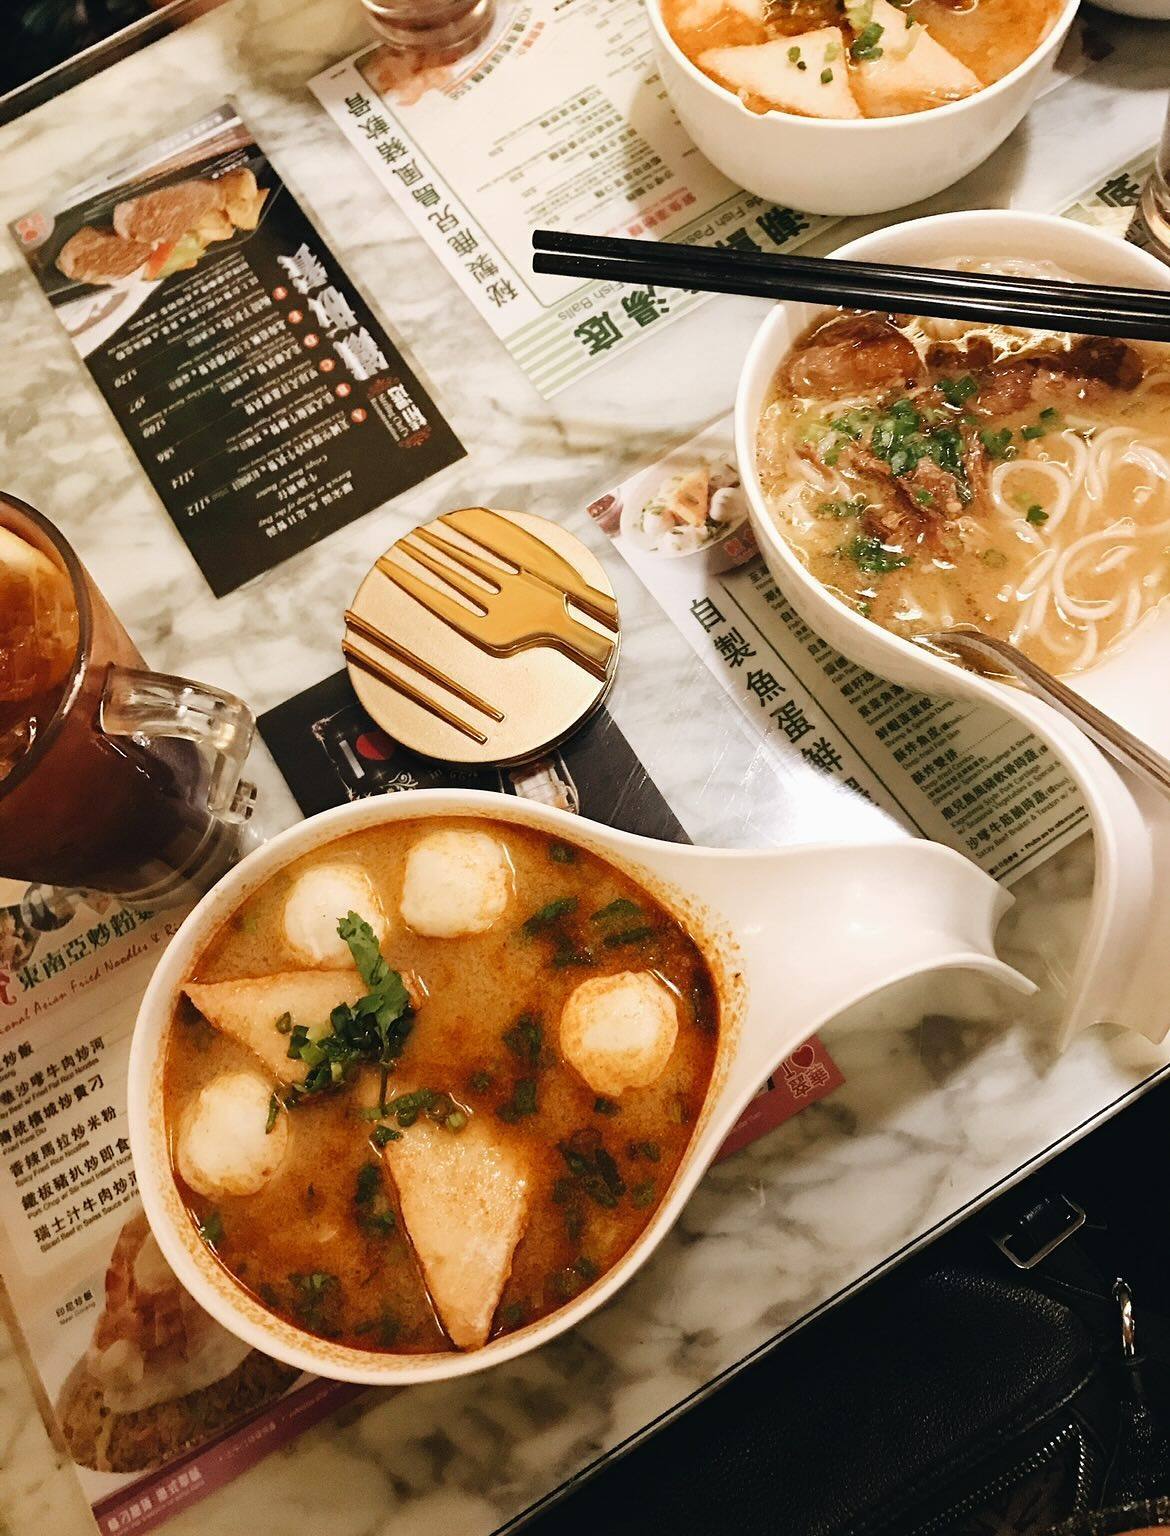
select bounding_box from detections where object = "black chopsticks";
[531,228,1170,343]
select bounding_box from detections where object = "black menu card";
[11,103,463,595]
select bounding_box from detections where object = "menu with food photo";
[10,104,464,597]
[0,884,361,1536]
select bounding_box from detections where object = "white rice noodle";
[1001,432,1170,667]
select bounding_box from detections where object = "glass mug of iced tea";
[0,493,255,906]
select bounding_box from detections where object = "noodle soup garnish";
[756,307,1170,675]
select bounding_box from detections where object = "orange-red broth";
[165,819,719,1353]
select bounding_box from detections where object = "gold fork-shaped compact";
[344,508,621,765]
[377,506,619,682]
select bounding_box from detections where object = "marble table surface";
[2,2,1170,1531]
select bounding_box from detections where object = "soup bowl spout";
[633,836,1029,1133]
[128,790,1029,1385]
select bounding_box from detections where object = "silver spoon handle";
[923,630,1170,801]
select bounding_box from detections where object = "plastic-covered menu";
[10,105,463,597]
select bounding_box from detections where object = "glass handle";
[99,665,256,822]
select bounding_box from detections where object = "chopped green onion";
[497,1077,538,1123]
[602,925,656,948]
[198,1210,224,1248]
[979,427,1016,461]
[265,1093,280,1134]
[503,1013,543,1063]
[820,67,834,82]
[522,896,578,935]
[849,20,884,60]
[842,534,910,575]
[938,374,978,407]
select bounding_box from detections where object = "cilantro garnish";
[283,913,413,1099]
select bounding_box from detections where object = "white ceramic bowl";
[735,209,1170,1045]
[1089,0,1169,19]
[644,0,1080,215]
[128,789,1028,1384]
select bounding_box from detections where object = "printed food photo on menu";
[6,4,1170,1536]
[56,1213,296,1474]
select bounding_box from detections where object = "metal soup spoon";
[918,628,1170,801]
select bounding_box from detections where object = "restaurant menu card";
[257,671,844,1157]
[10,104,463,596]
[309,2,838,399]
[588,422,1090,886]
[0,891,363,1535]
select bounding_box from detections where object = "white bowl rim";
[644,0,1081,131]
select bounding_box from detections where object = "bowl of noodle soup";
[736,210,1170,1048]
[737,212,1170,732]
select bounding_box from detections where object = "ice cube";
[0,527,79,704]
[0,716,32,782]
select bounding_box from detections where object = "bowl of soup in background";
[644,0,1079,215]
[128,788,1029,1385]
[1089,0,1168,19]
[736,208,1170,1046]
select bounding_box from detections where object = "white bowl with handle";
[128,788,1030,1384]
[644,0,1080,215]
[736,208,1170,1045]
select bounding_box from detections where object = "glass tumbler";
[0,493,255,906]
[1140,97,1170,261]
[359,0,495,62]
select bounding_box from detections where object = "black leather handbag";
[528,1193,1170,1536]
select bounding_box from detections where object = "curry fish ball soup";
[755,302,1170,676]
[163,818,719,1354]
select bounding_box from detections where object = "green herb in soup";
[164,817,719,1355]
